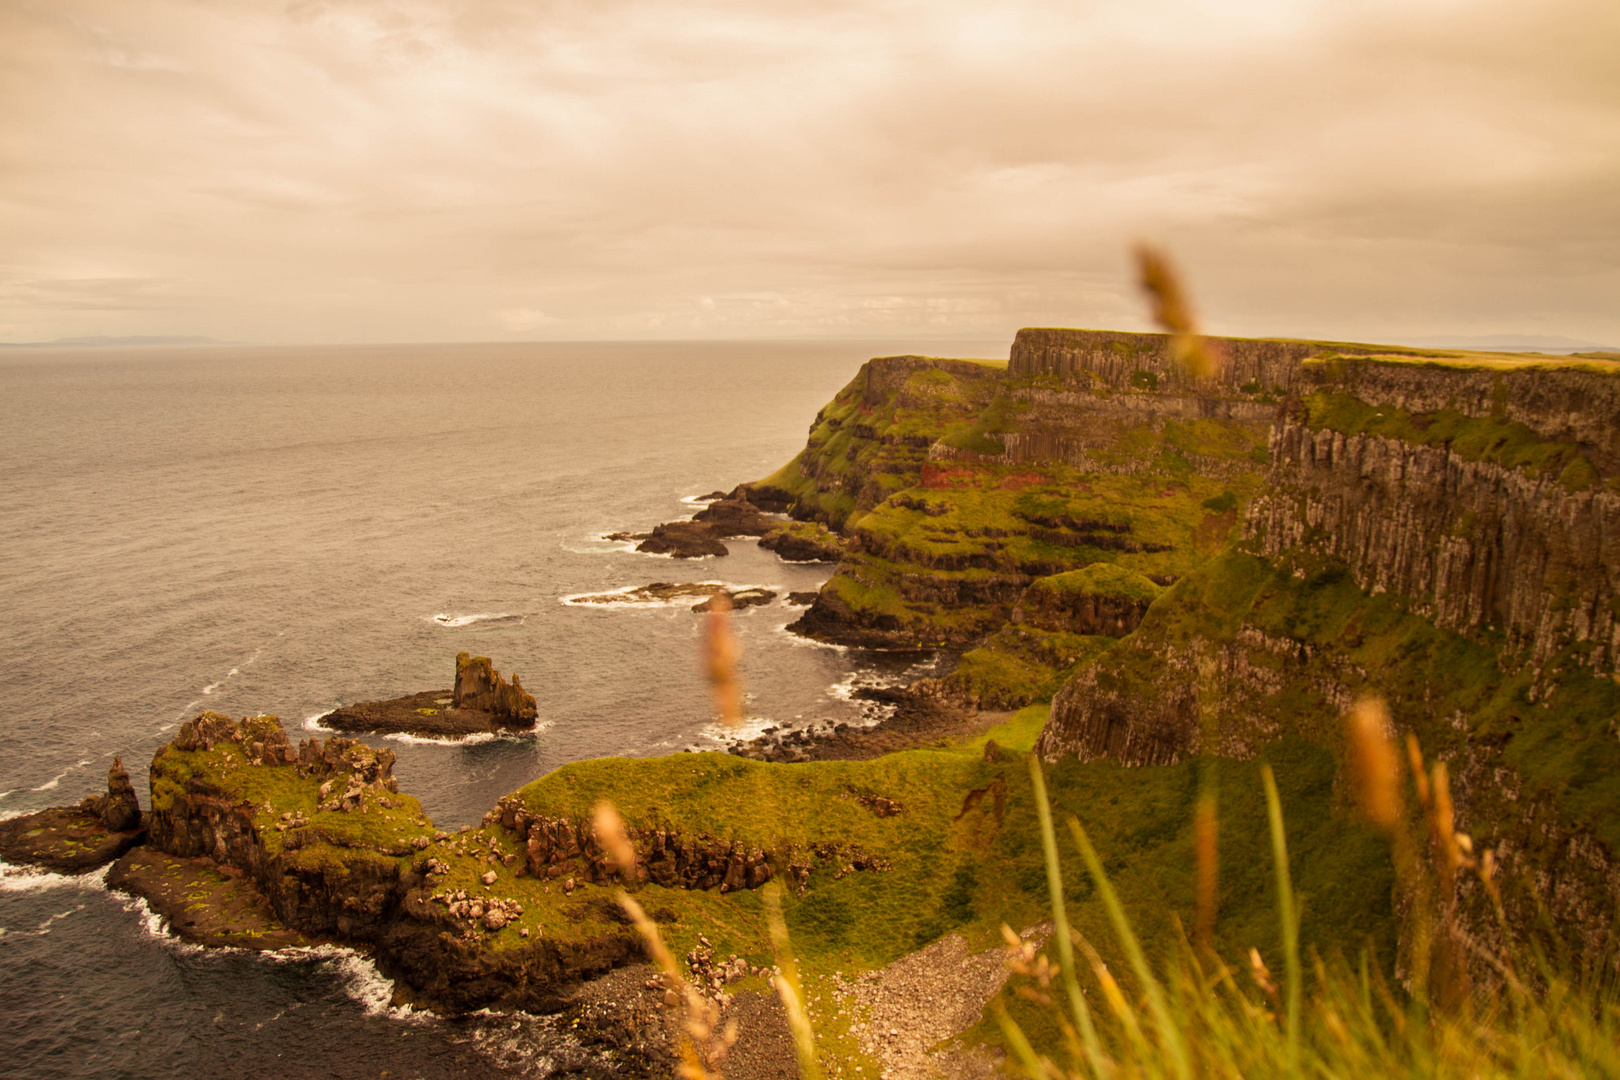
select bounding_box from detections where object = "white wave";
[382,730,490,746]
[30,767,72,792]
[772,621,850,652]
[0,791,15,803]
[561,582,779,610]
[560,533,642,555]
[303,710,338,734]
[0,859,111,895]
[681,492,723,505]
[107,887,208,957]
[382,721,549,747]
[428,612,519,628]
[698,714,782,742]
[318,950,430,1022]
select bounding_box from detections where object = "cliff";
[1033,345,1620,964]
[758,338,1275,693]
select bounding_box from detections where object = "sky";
[1,0,1616,346]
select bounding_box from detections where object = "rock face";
[1248,416,1620,675]
[81,756,143,832]
[486,796,778,893]
[453,652,537,721]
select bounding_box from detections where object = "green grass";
[1029,564,1166,603]
[948,629,1117,708]
[986,751,1620,1080]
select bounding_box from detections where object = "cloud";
[0,0,1615,344]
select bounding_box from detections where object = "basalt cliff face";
[1029,341,1620,963]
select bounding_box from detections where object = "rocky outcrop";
[81,756,142,832]
[759,521,845,562]
[1011,567,1163,637]
[486,798,777,894]
[626,521,730,558]
[691,497,778,538]
[454,652,537,721]
[0,757,148,873]
[141,713,641,1013]
[606,492,780,559]
[0,805,146,874]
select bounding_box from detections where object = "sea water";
[0,339,1002,1077]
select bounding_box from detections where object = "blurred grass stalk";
[997,703,1620,1079]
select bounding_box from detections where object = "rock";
[79,755,142,832]
[481,870,498,885]
[760,522,845,562]
[635,521,728,558]
[692,588,776,613]
[691,497,777,538]
[0,805,146,874]
[786,591,819,606]
[454,653,538,721]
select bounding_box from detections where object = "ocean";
[0,339,1002,1078]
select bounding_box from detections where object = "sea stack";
[454,651,538,721]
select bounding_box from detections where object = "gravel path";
[833,926,1049,1080]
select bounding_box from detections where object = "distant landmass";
[0,335,221,348]
[1391,333,1618,353]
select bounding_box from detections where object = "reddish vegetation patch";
[921,462,983,489]
[998,471,1046,490]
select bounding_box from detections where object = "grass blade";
[1028,756,1110,1078]
[1066,815,1192,1080]
[1261,764,1301,1074]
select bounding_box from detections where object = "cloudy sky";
[1,0,1615,345]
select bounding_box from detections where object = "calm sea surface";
[0,339,1003,1078]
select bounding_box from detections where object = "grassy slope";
[506,708,1392,1068]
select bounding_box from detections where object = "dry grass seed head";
[703,592,744,727]
[1346,697,1403,829]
